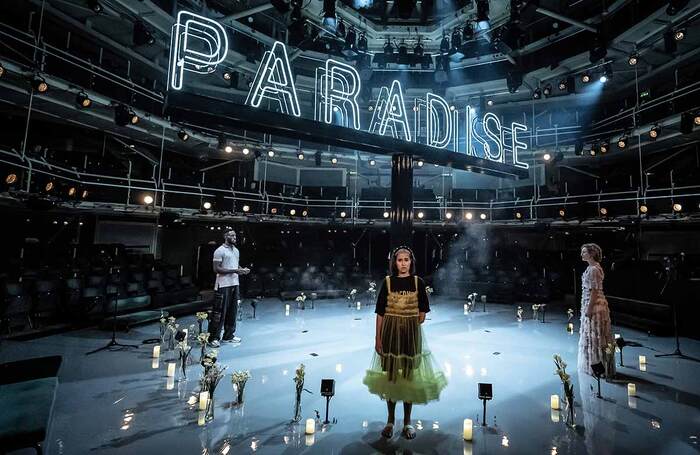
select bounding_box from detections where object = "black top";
[374,275,430,316]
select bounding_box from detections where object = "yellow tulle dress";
[363,276,447,404]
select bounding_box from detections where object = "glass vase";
[292,386,303,422]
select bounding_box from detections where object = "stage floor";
[2,298,700,455]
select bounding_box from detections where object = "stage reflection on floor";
[2,298,699,454]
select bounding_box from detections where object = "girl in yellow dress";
[363,246,447,439]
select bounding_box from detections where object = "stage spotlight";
[340,211,346,218]
[5,173,17,185]
[543,84,552,97]
[599,207,608,217]
[88,0,103,13]
[543,153,552,161]
[223,71,232,81]
[143,194,154,205]
[417,160,424,167]
[267,150,275,158]
[417,211,424,219]
[358,33,368,52]
[599,75,608,83]
[45,181,54,192]
[114,104,138,126]
[479,213,487,220]
[532,88,542,100]
[649,125,660,140]
[297,152,305,160]
[581,72,591,83]
[617,135,628,149]
[695,113,700,125]
[178,129,189,141]
[486,99,494,107]
[590,148,597,156]
[672,203,682,213]
[32,76,48,93]
[465,212,473,220]
[242,147,250,155]
[639,204,648,215]
[302,209,308,216]
[0,62,4,77]
[515,211,523,220]
[439,34,450,54]
[558,79,567,91]
[628,53,638,66]
[224,144,233,153]
[203,201,212,210]
[242,205,250,212]
[559,208,566,218]
[384,40,394,56]
[445,211,453,220]
[331,157,338,164]
[674,28,686,41]
[81,189,88,199]
[76,92,91,108]
[290,209,296,216]
[270,207,278,214]
[600,142,608,154]
[506,71,523,93]
[68,187,76,197]
[369,159,376,166]
[383,211,390,218]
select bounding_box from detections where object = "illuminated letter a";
[246,41,301,117]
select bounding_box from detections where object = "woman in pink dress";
[578,243,616,377]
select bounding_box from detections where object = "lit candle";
[305,418,315,435]
[614,333,620,339]
[356,301,361,310]
[151,358,159,369]
[567,323,574,333]
[464,304,469,314]
[197,410,206,426]
[285,304,290,316]
[627,383,636,396]
[639,355,646,365]
[550,394,560,410]
[550,409,560,423]
[152,345,161,358]
[463,418,473,441]
[166,376,175,390]
[166,362,176,377]
[199,391,209,410]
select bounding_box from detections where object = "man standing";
[209,230,250,347]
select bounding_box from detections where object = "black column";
[391,154,413,249]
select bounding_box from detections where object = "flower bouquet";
[602,342,616,379]
[567,308,575,322]
[166,317,178,351]
[295,293,306,310]
[177,340,193,378]
[532,304,541,320]
[367,282,377,303]
[466,292,478,313]
[158,313,168,344]
[197,332,209,360]
[195,312,208,334]
[200,359,227,421]
[231,370,252,404]
[553,354,575,427]
[292,363,313,422]
[516,306,523,322]
[347,289,357,307]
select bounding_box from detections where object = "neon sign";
[167,16,529,170]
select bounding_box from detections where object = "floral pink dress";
[578,264,616,377]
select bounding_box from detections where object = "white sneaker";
[231,336,241,343]
[208,340,220,348]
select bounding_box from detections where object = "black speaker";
[320,378,335,397]
[478,383,492,400]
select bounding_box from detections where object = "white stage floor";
[2,298,699,454]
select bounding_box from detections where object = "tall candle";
[627,383,636,396]
[550,394,560,410]
[639,355,646,365]
[567,323,574,333]
[167,362,176,377]
[463,419,473,441]
[305,418,315,435]
[152,345,161,358]
[199,391,209,411]
[356,301,361,310]
[285,304,290,316]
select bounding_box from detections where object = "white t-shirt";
[213,244,240,290]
